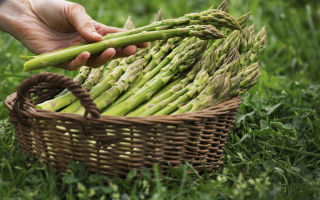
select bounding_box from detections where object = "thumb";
[65,3,103,42]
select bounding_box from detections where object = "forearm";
[0,0,28,36]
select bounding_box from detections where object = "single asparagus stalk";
[75,59,145,115]
[152,9,164,24]
[237,12,251,29]
[102,39,207,116]
[253,27,267,53]
[19,55,36,61]
[55,66,91,98]
[230,63,260,97]
[123,16,136,30]
[101,8,241,40]
[24,25,225,71]
[217,0,229,12]
[82,66,104,89]
[154,70,210,116]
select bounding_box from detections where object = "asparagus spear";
[24,24,225,71]
[237,12,251,29]
[152,9,164,23]
[102,39,207,116]
[217,0,229,12]
[55,66,91,98]
[253,27,267,53]
[100,8,241,40]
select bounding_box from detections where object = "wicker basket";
[5,72,241,177]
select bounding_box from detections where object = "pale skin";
[0,0,147,70]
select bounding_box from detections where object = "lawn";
[0,0,319,199]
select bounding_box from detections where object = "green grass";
[0,0,319,199]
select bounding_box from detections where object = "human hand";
[0,0,147,70]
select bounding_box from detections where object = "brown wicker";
[5,72,242,177]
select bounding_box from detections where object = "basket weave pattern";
[5,73,241,177]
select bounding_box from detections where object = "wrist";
[0,0,29,35]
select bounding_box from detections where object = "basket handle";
[14,72,100,118]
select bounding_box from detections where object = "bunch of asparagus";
[35,0,267,117]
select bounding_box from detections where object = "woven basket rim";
[5,92,242,126]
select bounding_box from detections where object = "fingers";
[114,45,138,59]
[93,22,122,36]
[87,48,116,68]
[65,3,103,42]
[137,42,149,48]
